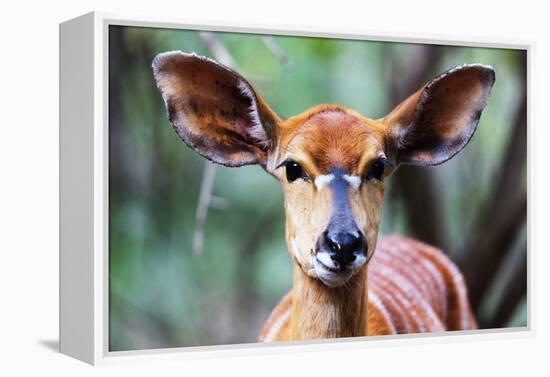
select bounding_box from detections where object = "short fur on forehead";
[283,107,385,173]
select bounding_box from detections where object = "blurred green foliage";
[109,25,526,351]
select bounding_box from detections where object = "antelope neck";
[289,265,368,339]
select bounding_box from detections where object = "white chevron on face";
[314,174,335,190]
[343,174,361,190]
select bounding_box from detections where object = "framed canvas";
[59,11,532,365]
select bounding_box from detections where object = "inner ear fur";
[152,51,280,168]
[382,64,495,166]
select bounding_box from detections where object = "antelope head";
[152,51,495,288]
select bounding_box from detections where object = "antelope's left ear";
[382,64,495,166]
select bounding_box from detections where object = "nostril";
[336,232,362,252]
[348,233,362,251]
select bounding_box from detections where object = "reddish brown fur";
[276,105,387,175]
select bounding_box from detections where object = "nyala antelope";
[152,51,495,341]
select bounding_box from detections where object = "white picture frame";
[59,11,534,365]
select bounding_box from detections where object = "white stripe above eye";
[343,175,362,190]
[314,174,335,190]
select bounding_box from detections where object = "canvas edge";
[59,11,97,365]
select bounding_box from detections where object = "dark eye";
[366,158,389,181]
[284,160,307,183]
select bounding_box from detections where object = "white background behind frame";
[1,0,548,376]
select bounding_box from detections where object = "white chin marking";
[312,257,353,288]
[314,174,335,190]
[343,174,361,190]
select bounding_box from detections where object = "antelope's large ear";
[382,64,495,166]
[152,51,280,167]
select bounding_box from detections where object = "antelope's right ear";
[152,51,281,168]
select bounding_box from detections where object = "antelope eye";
[284,160,307,183]
[366,158,388,181]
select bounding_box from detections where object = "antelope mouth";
[315,257,340,273]
[312,255,354,287]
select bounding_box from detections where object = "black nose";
[323,231,366,268]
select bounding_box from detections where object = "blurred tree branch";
[199,31,236,67]
[458,56,527,316]
[191,32,235,256]
[497,266,527,328]
[262,36,293,70]
[192,162,217,256]
[490,240,527,328]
